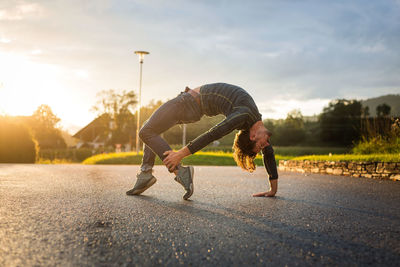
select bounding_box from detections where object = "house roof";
[73,113,111,142]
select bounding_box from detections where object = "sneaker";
[126,171,157,195]
[174,166,194,200]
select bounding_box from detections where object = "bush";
[39,148,93,162]
[352,138,400,154]
[0,118,38,163]
[352,118,400,154]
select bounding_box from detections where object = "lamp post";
[134,50,149,154]
[182,124,187,147]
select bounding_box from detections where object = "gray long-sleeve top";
[186,83,278,180]
[187,83,262,153]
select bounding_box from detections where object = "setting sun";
[0,51,93,129]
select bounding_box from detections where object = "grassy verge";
[82,151,294,166]
[273,146,350,156]
[38,148,94,163]
[290,154,400,162]
[174,145,350,156]
[36,158,74,164]
[36,146,350,164]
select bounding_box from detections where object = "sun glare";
[0,51,92,129]
[75,69,89,79]
[0,52,59,114]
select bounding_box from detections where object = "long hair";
[232,130,257,172]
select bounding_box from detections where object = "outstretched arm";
[253,145,279,197]
[163,111,249,171]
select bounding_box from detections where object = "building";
[73,114,112,150]
[73,113,135,152]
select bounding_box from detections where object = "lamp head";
[134,51,150,63]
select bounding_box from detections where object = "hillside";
[361,94,400,117]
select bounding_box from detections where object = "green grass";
[36,146,350,164]
[37,158,74,164]
[180,145,350,156]
[177,145,351,156]
[82,151,294,166]
[290,153,400,162]
[272,146,350,156]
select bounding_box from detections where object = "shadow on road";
[276,196,400,221]
[127,195,400,264]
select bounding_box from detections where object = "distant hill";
[361,94,400,117]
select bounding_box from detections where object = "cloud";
[0,1,43,20]
[0,0,399,130]
[74,69,89,79]
[0,36,11,43]
[258,98,331,119]
[31,49,42,55]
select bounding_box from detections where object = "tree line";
[0,104,66,163]
[89,90,395,149]
[1,89,395,164]
[266,100,394,147]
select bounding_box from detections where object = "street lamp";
[134,50,149,154]
[182,124,187,147]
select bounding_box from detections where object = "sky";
[1,0,399,133]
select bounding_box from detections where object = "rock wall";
[278,160,400,181]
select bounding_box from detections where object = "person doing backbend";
[126,83,278,200]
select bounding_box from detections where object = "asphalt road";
[1,164,399,266]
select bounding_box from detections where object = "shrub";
[352,118,400,154]
[38,148,93,162]
[0,118,38,163]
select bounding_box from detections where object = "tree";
[263,119,275,136]
[29,105,66,149]
[0,117,38,163]
[92,89,137,116]
[92,89,138,146]
[319,99,362,146]
[361,106,370,117]
[32,104,61,128]
[139,99,163,125]
[272,110,306,146]
[286,109,304,129]
[376,103,391,117]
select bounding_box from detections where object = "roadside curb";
[279,160,400,181]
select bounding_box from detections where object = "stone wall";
[278,160,400,181]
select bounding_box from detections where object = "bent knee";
[138,127,148,141]
[139,125,153,142]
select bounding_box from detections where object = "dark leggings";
[139,92,202,172]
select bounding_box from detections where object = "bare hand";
[163,150,182,172]
[252,190,276,197]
